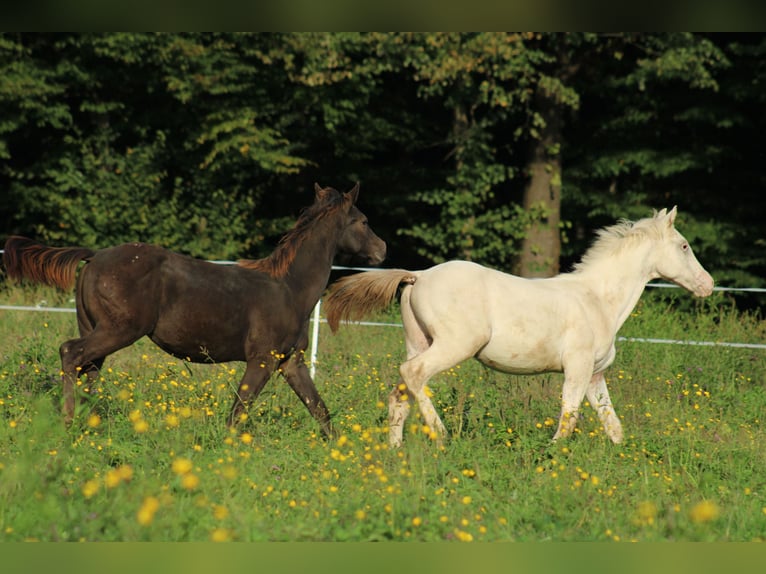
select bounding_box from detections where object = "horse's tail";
[2,236,96,291]
[325,269,418,333]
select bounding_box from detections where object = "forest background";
[1,32,764,300]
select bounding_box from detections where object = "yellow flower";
[87,414,101,428]
[137,496,160,526]
[133,419,149,433]
[635,501,658,525]
[412,516,422,527]
[210,528,231,542]
[355,510,366,520]
[105,469,122,489]
[212,505,229,520]
[240,432,253,445]
[82,479,99,499]
[172,457,193,476]
[454,528,474,542]
[689,500,720,523]
[165,414,180,428]
[181,473,200,491]
[461,496,472,505]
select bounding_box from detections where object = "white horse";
[325,207,714,447]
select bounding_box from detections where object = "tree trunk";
[516,90,562,277]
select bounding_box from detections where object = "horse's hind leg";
[388,286,428,447]
[59,328,142,423]
[392,288,481,447]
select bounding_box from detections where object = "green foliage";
[0,33,763,290]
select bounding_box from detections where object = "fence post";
[309,299,321,378]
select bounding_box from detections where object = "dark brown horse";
[3,183,386,436]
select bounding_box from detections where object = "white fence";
[1,260,764,377]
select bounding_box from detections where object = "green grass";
[0,285,764,541]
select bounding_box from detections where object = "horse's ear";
[344,182,360,206]
[667,205,678,227]
[314,183,332,202]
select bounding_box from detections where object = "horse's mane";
[237,188,346,278]
[573,211,669,273]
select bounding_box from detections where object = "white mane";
[573,211,669,273]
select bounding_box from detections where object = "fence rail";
[2,263,764,377]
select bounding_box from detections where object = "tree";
[0,33,312,259]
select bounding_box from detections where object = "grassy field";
[0,284,764,542]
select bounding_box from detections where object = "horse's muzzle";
[694,272,715,297]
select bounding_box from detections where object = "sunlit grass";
[0,285,764,541]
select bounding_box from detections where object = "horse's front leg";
[586,372,623,444]
[227,359,277,427]
[279,350,335,439]
[552,357,594,441]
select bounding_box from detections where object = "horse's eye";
[681,243,689,251]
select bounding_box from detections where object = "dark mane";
[237,188,346,277]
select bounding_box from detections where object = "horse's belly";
[476,340,563,375]
[151,336,245,364]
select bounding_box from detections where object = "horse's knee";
[399,360,425,390]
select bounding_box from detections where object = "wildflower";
[210,528,231,542]
[689,500,720,523]
[105,468,125,489]
[454,529,473,542]
[133,419,149,433]
[240,432,253,445]
[412,516,422,527]
[137,496,160,526]
[181,474,200,491]
[461,496,472,505]
[212,505,229,520]
[87,414,101,428]
[355,510,366,520]
[172,457,194,476]
[634,501,658,525]
[82,479,99,499]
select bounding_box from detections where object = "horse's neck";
[283,219,340,312]
[575,242,656,333]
